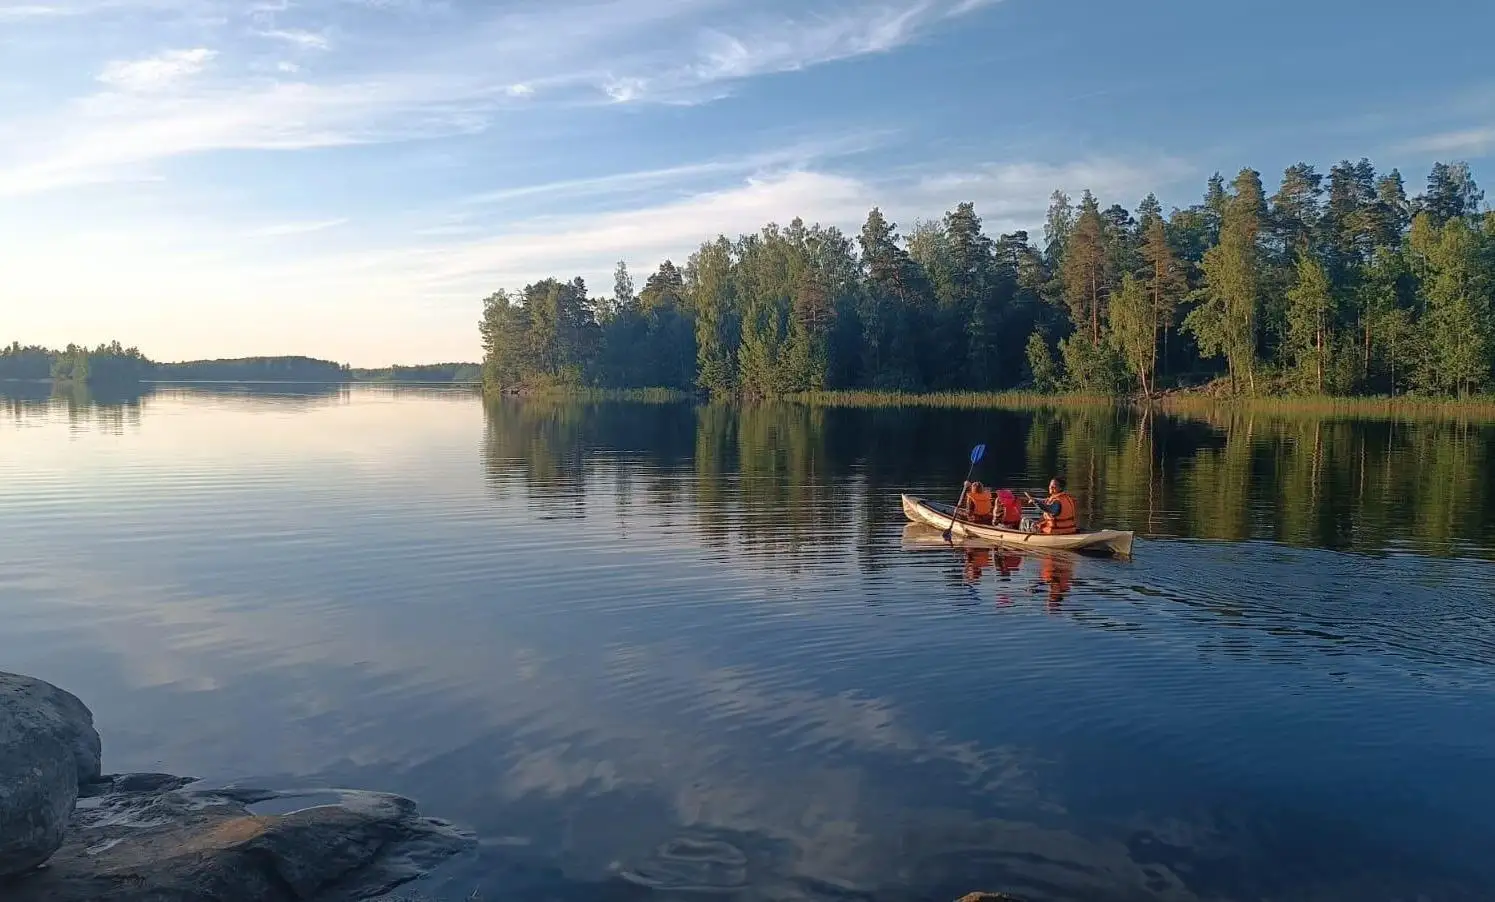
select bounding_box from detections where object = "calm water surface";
[3,384,1495,902]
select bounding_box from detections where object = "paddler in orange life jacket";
[959,480,996,524]
[1024,477,1078,535]
[994,489,1023,529]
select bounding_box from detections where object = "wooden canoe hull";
[900,494,1135,557]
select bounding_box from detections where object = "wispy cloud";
[614,0,998,103]
[257,28,330,50]
[1397,126,1495,158]
[946,0,1003,17]
[97,48,217,93]
[0,75,497,196]
[0,0,996,196]
[459,132,890,209]
[245,217,349,237]
[0,4,76,19]
[315,154,1181,303]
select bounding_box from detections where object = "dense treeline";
[480,159,1494,398]
[1,343,479,384]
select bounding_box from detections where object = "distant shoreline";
[0,346,482,387]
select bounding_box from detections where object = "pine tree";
[1419,162,1485,226]
[1061,191,1108,344]
[1270,163,1323,256]
[858,207,930,388]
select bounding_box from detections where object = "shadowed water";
[3,383,1494,902]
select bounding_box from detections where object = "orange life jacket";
[997,497,1023,528]
[967,488,994,520]
[1039,491,1077,535]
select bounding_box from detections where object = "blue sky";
[2,0,1492,366]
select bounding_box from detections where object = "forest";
[479,159,1493,399]
[0,343,480,385]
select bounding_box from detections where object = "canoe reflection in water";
[903,523,1079,610]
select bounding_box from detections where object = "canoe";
[900,493,1136,557]
[900,523,1089,566]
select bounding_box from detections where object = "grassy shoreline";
[482,385,1495,420]
[782,390,1120,410]
[1154,393,1495,421]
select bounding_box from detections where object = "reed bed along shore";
[1155,393,1495,422]
[483,385,1495,421]
[787,389,1495,421]
[783,390,1119,410]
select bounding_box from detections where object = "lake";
[3,383,1494,902]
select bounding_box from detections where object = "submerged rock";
[2,777,475,902]
[0,672,103,877]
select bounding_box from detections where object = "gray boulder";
[0,674,102,783]
[0,673,104,877]
[3,776,475,901]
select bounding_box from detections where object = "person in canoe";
[994,488,1023,529]
[958,480,996,524]
[1023,477,1078,535]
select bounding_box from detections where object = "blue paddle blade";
[970,443,986,464]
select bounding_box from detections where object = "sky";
[2,0,1493,366]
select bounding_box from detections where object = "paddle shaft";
[943,464,979,540]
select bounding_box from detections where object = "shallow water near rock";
[3,384,1495,901]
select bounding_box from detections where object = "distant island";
[477,157,1493,403]
[0,342,480,386]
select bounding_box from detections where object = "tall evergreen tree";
[1419,161,1485,225]
[1061,190,1108,344]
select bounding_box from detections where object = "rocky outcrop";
[2,775,475,902]
[0,672,103,877]
[0,673,473,900]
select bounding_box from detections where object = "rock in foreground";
[0,672,103,877]
[1,774,475,902]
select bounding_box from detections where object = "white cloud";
[1397,126,1495,158]
[0,0,996,195]
[258,28,331,50]
[459,132,889,208]
[609,0,996,102]
[0,4,74,19]
[97,48,217,93]
[913,158,1194,217]
[947,0,1003,16]
[297,155,1180,303]
[245,217,349,237]
[0,77,492,196]
[603,76,646,103]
